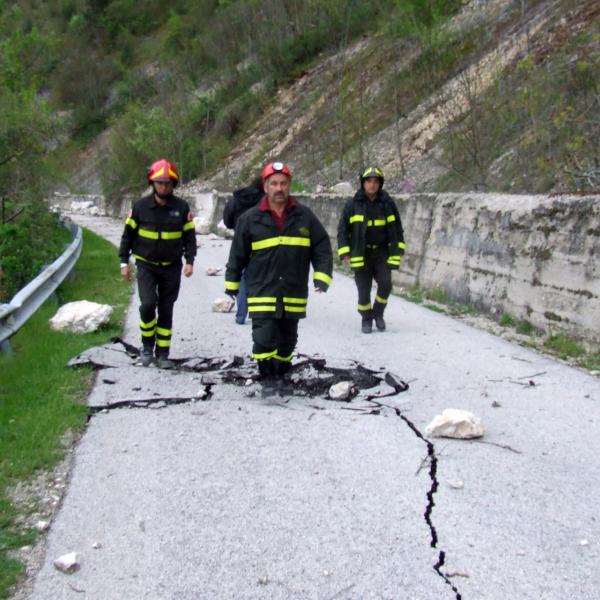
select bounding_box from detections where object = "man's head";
[360,166,384,200]
[262,161,292,207]
[148,159,179,200]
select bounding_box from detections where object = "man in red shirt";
[225,161,333,388]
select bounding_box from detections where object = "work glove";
[225,290,238,301]
[313,280,328,294]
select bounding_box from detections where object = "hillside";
[0,0,598,200]
[184,0,599,193]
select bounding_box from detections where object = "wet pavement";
[26,212,600,599]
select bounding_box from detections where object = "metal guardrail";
[0,223,82,354]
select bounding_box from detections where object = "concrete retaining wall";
[50,190,600,342]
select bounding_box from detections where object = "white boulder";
[331,182,354,195]
[53,552,80,574]
[216,219,234,239]
[35,520,50,532]
[69,200,94,213]
[426,408,484,439]
[205,266,222,276]
[49,301,113,334]
[211,297,235,313]
[193,216,211,235]
[328,381,354,400]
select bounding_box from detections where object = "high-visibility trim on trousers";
[252,350,277,361]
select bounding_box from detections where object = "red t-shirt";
[258,195,297,232]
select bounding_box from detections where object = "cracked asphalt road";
[27,213,600,599]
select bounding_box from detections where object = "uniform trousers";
[136,261,181,356]
[251,317,299,377]
[354,249,392,320]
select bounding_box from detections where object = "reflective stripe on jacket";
[336,189,405,271]
[225,199,333,319]
[119,193,197,266]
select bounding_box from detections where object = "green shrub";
[499,313,515,327]
[544,333,584,359]
[0,202,70,302]
[516,320,534,336]
[426,286,449,304]
[578,352,600,372]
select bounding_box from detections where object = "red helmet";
[148,159,179,187]
[261,161,292,183]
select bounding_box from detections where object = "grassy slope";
[0,228,132,598]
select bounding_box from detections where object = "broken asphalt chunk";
[384,372,409,392]
[68,342,138,369]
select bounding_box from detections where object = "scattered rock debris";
[426,408,484,439]
[328,381,354,400]
[53,552,80,574]
[447,480,465,490]
[211,297,235,313]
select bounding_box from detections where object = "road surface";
[26,212,600,600]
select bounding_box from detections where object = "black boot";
[374,315,386,331]
[276,361,291,377]
[361,319,373,334]
[155,353,174,369]
[140,346,154,366]
[258,359,277,398]
[258,359,276,380]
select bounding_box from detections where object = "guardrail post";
[0,338,13,355]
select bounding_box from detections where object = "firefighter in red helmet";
[225,161,333,393]
[119,159,197,368]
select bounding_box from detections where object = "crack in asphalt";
[78,340,462,598]
[395,408,463,600]
[357,375,463,599]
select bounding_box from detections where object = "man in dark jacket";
[225,161,333,385]
[119,159,196,368]
[222,176,263,324]
[337,166,405,333]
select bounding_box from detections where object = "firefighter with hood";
[337,166,405,333]
[225,161,333,385]
[222,176,263,325]
[119,159,197,368]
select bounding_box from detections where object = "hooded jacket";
[223,185,263,230]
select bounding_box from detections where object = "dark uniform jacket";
[119,193,197,266]
[225,197,333,319]
[223,185,263,230]
[337,189,405,270]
